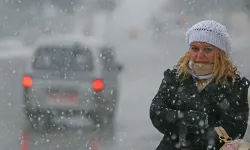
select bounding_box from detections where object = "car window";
[99,47,117,70]
[32,45,94,71]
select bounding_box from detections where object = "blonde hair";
[175,50,238,84]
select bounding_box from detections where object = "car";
[22,34,124,130]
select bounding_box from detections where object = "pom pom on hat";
[185,20,232,56]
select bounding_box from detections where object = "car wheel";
[89,111,116,139]
[25,108,54,131]
[89,109,116,130]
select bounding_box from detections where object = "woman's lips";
[194,61,209,63]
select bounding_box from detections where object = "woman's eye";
[191,47,199,51]
[204,47,213,52]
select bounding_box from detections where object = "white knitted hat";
[185,20,232,57]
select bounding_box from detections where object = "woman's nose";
[196,50,206,60]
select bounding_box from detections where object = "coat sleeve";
[213,77,250,146]
[150,69,184,135]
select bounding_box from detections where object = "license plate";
[47,92,77,104]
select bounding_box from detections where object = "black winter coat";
[150,69,250,150]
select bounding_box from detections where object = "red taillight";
[92,79,104,91]
[22,76,32,88]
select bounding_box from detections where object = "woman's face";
[189,41,219,64]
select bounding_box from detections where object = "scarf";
[188,60,214,80]
[188,60,214,90]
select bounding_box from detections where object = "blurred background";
[0,0,250,149]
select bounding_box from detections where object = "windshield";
[32,45,93,71]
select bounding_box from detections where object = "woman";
[150,20,250,150]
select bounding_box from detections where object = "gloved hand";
[184,110,209,134]
[177,110,209,131]
[177,110,209,148]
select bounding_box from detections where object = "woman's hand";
[178,110,209,135]
[177,110,209,148]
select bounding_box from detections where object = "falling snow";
[0,0,249,150]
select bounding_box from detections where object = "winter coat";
[150,68,250,150]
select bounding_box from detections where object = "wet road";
[0,34,250,150]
